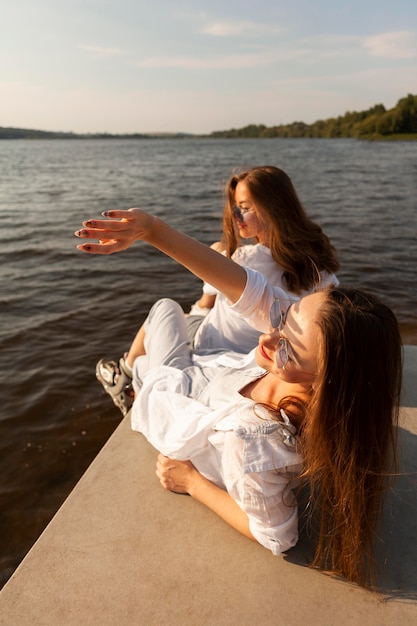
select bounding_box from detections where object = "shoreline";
[1,134,417,141]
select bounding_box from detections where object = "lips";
[259,344,271,361]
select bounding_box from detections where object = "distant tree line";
[209,93,417,139]
[0,128,154,139]
[0,128,191,140]
[2,93,416,140]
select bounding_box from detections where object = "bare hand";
[155,453,198,494]
[74,208,156,254]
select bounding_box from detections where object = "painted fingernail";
[85,221,95,227]
[84,245,91,251]
[102,211,110,217]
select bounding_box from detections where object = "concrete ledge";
[1,347,416,625]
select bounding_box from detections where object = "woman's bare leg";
[125,323,146,369]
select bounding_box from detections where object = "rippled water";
[1,137,416,587]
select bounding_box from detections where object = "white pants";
[132,299,194,392]
[132,297,236,401]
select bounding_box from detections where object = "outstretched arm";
[187,241,225,315]
[75,208,246,304]
[156,454,255,541]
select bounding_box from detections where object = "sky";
[1,0,417,134]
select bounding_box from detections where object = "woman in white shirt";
[186,165,339,353]
[75,209,402,588]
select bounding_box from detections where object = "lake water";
[1,137,416,588]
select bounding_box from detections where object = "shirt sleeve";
[318,271,339,288]
[219,420,302,555]
[202,282,220,296]
[131,366,218,458]
[229,268,298,333]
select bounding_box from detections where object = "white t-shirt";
[193,244,338,353]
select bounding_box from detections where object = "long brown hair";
[222,166,339,294]
[300,287,402,586]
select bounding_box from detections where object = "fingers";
[76,241,120,255]
[104,209,136,219]
[97,208,142,222]
[156,454,174,490]
[74,210,135,243]
[74,217,134,253]
[74,207,154,257]
[75,227,115,239]
[157,474,173,491]
[156,453,171,472]
[155,454,192,494]
[74,208,148,255]
[75,228,127,254]
[155,465,172,490]
[82,218,131,231]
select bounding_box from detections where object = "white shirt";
[131,269,309,555]
[193,244,338,353]
[132,360,302,555]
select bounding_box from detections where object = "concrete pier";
[1,346,416,625]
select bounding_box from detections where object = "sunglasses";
[269,298,290,369]
[232,206,253,222]
[269,298,317,379]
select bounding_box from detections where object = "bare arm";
[75,209,246,304]
[189,241,225,313]
[193,293,216,310]
[156,454,255,541]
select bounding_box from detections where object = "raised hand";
[75,208,157,254]
[75,206,247,304]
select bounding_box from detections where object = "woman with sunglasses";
[75,208,402,588]
[186,165,339,353]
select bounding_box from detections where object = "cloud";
[134,47,307,71]
[133,32,381,72]
[78,44,126,58]
[199,20,285,37]
[135,53,268,70]
[363,31,417,59]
